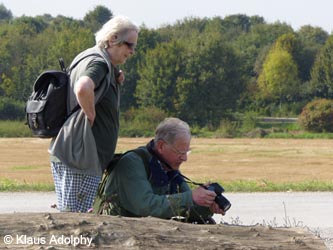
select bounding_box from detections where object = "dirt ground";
[0,137,332,249]
[0,212,327,250]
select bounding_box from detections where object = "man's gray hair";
[95,15,140,49]
[154,118,191,145]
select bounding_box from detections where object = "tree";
[222,14,252,33]
[120,27,162,110]
[175,33,242,126]
[0,4,12,21]
[0,15,92,102]
[12,16,49,34]
[297,25,328,44]
[0,19,41,100]
[159,16,208,40]
[295,26,328,82]
[258,47,300,106]
[0,12,330,124]
[135,40,185,113]
[83,5,113,32]
[136,32,242,127]
[256,32,302,114]
[234,22,294,88]
[310,35,333,98]
[274,33,298,55]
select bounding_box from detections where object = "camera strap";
[146,139,205,188]
[178,173,205,187]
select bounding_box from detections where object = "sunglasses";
[121,41,136,50]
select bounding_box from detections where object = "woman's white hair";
[95,15,140,48]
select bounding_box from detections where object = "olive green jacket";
[103,147,213,222]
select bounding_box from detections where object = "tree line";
[0,4,332,129]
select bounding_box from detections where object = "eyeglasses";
[165,142,191,157]
[121,41,136,50]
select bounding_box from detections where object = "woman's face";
[108,30,138,65]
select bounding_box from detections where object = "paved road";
[1,192,332,249]
[214,192,333,250]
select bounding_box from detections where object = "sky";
[1,0,333,33]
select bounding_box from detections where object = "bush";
[0,97,25,120]
[0,120,32,137]
[298,99,333,132]
[240,111,258,132]
[214,119,239,138]
[120,107,167,137]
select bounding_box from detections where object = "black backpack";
[25,54,97,138]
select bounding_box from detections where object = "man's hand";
[192,185,216,207]
[209,202,226,215]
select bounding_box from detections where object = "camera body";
[206,183,231,212]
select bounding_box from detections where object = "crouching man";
[100,117,227,223]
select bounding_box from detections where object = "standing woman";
[49,15,140,212]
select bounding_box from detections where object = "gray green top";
[49,46,119,176]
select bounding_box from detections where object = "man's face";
[158,136,191,171]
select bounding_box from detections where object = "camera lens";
[215,195,231,212]
[205,183,231,212]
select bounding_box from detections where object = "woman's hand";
[116,70,125,84]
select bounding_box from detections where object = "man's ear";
[155,140,164,154]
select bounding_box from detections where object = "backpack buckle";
[32,114,38,128]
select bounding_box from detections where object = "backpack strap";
[67,53,102,72]
[58,58,66,72]
[63,52,108,118]
[105,147,150,174]
[131,147,150,171]
[93,147,150,215]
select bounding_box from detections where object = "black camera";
[206,183,231,212]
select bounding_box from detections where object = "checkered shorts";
[51,161,101,212]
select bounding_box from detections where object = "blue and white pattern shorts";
[51,161,101,212]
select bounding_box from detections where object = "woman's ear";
[108,35,118,47]
[107,40,113,48]
[110,35,118,42]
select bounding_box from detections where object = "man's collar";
[146,139,173,171]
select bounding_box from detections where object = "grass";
[0,178,54,192]
[0,120,32,137]
[10,165,44,171]
[266,131,333,139]
[2,178,332,192]
[2,137,333,192]
[188,179,333,193]
[2,119,333,139]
